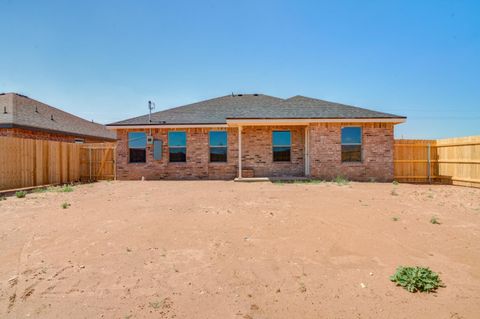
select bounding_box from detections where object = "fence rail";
[394,136,480,188]
[0,136,116,191]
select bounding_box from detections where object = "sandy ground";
[0,181,479,319]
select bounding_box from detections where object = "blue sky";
[1,0,479,139]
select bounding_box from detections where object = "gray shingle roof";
[0,93,116,140]
[108,94,405,126]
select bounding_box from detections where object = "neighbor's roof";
[108,94,405,126]
[0,93,116,140]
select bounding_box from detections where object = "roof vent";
[51,115,54,121]
[3,106,7,114]
[253,93,259,96]
[237,94,243,97]
[35,106,39,113]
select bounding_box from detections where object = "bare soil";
[1,181,480,318]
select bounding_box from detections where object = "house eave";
[226,117,406,126]
[106,117,406,129]
[0,123,117,141]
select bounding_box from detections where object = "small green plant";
[430,216,441,225]
[57,185,74,192]
[32,187,47,193]
[392,180,399,185]
[390,266,442,293]
[15,191,27,198]
[333,175,349,185]
[390,189,399,196]
[392,216,399,221]
[61,202,71,209]
[0,195,6,201]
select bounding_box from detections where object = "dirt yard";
[1,181,480,318]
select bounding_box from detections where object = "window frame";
[209,131,228,163]
[272,130,292,162]
[168,131,187,163]
[128,131,147,163]
[341,126,362,163]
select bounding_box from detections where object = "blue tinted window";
[168,132,186,147]
[272,131,291,146]
[341,127,362,144]
[209,131,227,146]
[128,132,147,149]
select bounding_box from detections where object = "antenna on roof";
[231,92,234,97]
[148,100,156,123]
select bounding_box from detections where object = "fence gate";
[80,143,116,181]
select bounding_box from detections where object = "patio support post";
[304,126,310,176]
[238,126,242,179]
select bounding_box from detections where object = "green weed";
[390,266,442,293]
[430,216,441,225]
[61,202,71,209]
[15,191,27,198]
[333,175,349,185]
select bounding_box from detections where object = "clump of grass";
[392,180,399,185]
[430,216,441,225]
[31,187,47,193]
[61,202,71,209]
[333,175,349,185]
[294,179,324,184]
[390,266,443,293]
[15,191,27,198]
[0,195,6,201]
[390,189,399,196]
[392,216,399,221]
[56,185,74,193]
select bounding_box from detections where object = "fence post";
[427,144,431,184]
[89,147,92,182]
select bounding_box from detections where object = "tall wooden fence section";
[0,137,116,191]
[80,143,116,181]
[394,136,480,188]
[0,136,82,190]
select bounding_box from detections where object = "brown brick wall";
[115,123,394,181]
[242,126,305,177]
[0,127,106,143]
[308,123,394,182]
[116,128,238,180]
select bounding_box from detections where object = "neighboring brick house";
[0,93,116,143]
[107,94,405,181]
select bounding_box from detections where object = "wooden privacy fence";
[394,135,480,188]
[0,136,116,191]
[80,143,116,182]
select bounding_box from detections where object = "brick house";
[107,94,405,181]
[0,93,116,143]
